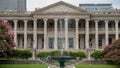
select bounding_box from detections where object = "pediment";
[35,1,87,13]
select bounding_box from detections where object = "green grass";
[0,64,48,68]
[0,64,119,68]
[75,64,120,68]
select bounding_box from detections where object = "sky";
[27,0,120,11]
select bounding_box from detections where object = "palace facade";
[0,1,120,60]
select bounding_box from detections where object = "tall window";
[89,38,92,48]
[108,23,112,28]
[79,38,80,49]
[109,38,112,45]
[30,38,33,48]
[57,38,65,49]
[42,38,44,49]
[98,23,103,28]
[49,38,54,49]
[48,23,54,28]
[99,38,102,48]
[69,38,74,48]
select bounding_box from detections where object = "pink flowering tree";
[0,20,15,57]
[103,39,120,64]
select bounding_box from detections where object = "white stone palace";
[0,1,120,59]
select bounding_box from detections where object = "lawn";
[0,64,119,68]
[76,64,120,68]
[0,64,48,68]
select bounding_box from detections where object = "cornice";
[0,13,32,17]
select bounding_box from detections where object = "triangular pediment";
[35,1,87,13]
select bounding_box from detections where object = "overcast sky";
[27,0,120,11]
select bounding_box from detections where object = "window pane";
[69,38,73,48]
[49,38,54,49]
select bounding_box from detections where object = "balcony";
[10,27,119,34]
[108,28,115,34]
[79,28,85,34]
[98,28,105,33]
[37,28,44,33]
[17,28,24,33]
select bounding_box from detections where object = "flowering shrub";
[103,39,120,64]
[0,20,15,58]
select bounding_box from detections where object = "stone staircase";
[48,65,59,68]
[48,65,75,68]
[65,65,75,68]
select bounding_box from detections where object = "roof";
[79,4,112,6]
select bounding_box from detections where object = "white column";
[105,20,109,45]
[95,20,99,49]
[33,19,37,49]
[43,19,48,49]
[65,19,68,50]
[14,20,17,48]
[115,20,119,40]
[85,19,90,49]
[54,19,58,50]
[24,20,27,49]
[33,19,37,60]
[75,19,79,49]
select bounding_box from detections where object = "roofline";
[79,3,112,6]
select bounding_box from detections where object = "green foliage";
[0,40,3,49]
[6,49,32,59]
[49,50,70,56]
[37,52,49,58]
[36,50,86,59]
[20,50,32,59]
[91,51,103,60]
[50,50,60,56]
[75,51,86,58]
[69,51,76,57]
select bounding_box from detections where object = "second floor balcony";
[11,28,119,34]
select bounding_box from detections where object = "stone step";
[48,65,59,68]
[65,65,75,68]
[48,65,75,68]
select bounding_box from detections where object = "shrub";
[6,49,32,59]
[75,51,86,58]
[91,51,103,60]
[37,52,49,58]
[20,50,32,59]
[50,50,61,56]
[69,51,76,57]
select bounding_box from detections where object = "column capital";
[105,20,109,23]
[64,18,68,22]
[13,20,18,23]
[43,19,48,22]
[75,19,79,22]
[115,20,119,23]
[94,20,99,23]
[24,20,28,23]
[86,19,90,21]
[54,19,58,21]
